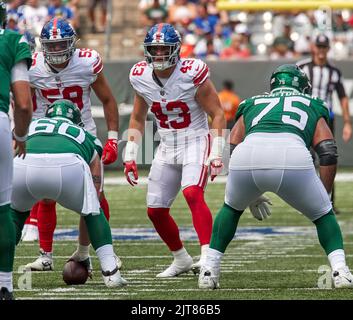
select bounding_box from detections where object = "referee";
[297,33,352,213]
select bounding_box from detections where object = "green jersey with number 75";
[236,91,329,149]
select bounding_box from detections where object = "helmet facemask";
[144,42,180,71]
[41,36,77,65]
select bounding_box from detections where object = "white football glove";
[249,195,272,221]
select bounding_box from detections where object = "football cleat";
[115,254,123,270]
[21,224,38,242]
[0,287,14,300]
[191,260,202,275]
[332,266,353,288]
[25,249,54,271]
[198,266,220,289]
[156,255,193,278]
[102,267,128,288]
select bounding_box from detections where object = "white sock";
[200,244,209,264]
[206,248,223,269]
[96,244,117,272]
[40,249,52,257]
[328,249,346,271]
[0,272,13,292]
[172,247,190,261]
[77,244,90,260]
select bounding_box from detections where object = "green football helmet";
[0,2,6,29]
[270,64,312,94]
[45,99,83,127]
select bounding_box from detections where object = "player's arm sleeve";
[235,99,248,122]
[13,34,32,69]
[189,59,209,88]
[11,60,29,83]
[89,150,99,164]
[92,51,103,76]
[334,69,346,99]
[315,98,331,124]
[87,131,103,158]
[129,64,145,97]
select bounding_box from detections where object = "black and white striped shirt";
[297,58,346,117]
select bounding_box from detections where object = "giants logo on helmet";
[153,32,165,43]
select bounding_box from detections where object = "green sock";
[313,210,344,255]
[210,203,243,253]
[10,208,30,245]
[83,209,112,250]
[0,205,16,272]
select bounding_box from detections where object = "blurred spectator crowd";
[139,0,353,60]
[5,0,109,46]
[6,0,80,37]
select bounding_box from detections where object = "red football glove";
[124,160,138,186]
[209,159,224,181]
[102,139,118,165]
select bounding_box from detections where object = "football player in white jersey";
[22,18,121,273]
[124,23,226,277]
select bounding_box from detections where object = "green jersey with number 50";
[26,118,98,164]
[235,90,330,148]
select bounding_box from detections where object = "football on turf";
[62,260,89,285]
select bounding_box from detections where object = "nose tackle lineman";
[198,64,353,290]
[21,18,122,273]
[11,100,127,293]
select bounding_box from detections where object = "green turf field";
[13,173,353,300]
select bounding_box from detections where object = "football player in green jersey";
[0,2,32,300]
[10,100,127,291]
[198,64,353,290]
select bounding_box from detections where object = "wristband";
[108,130,118,140]
[210,136,226,158]
[124,141,139,162]
[12,129,27,142]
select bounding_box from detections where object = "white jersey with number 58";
[29,48,103,135]
[129,58,210,142]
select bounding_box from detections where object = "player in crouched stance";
[11,100,127,288]
[199,64,353,290]
[125,23,226,277]
[21,17,122,274]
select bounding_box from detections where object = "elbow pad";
[314,139,338,166]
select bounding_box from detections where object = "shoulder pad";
[75,48,103,75]
[179,59,209,87]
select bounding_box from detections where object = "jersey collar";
[271,87,300,94]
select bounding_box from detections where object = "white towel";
[76,154,101,215]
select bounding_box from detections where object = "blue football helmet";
[144,23,181,71]
[23,31,36,54]
[40,18,77,65]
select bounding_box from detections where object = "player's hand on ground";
[124,160,138,186]
[209,158,224,181]
[102,139,118,165]
[249,195,272,221]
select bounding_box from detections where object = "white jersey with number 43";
[129,58,210,142]
[29,48,103,135]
